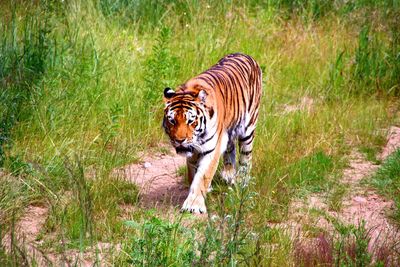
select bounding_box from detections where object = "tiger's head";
[162,86,212,157]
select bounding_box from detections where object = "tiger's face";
[162,87,208,157]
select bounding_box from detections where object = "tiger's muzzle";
[175,145,194,154]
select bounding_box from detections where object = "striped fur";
[163,53,262,213]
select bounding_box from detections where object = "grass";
[327,182,348,212]
[0,0,399,265]
[369,149,400,223]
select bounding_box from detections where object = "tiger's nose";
[176,138,186,144]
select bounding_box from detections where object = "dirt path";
[284,126,400,262]
[115,149,187,208]
[339,152,395,244]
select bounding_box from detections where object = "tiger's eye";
[168,117,175,125]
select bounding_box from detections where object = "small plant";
[327,182,347,212]
[333,221,373,266]
[143,26,180,107]
[124,216,196,266]
[197,168,259,265]
[63,156,93,244]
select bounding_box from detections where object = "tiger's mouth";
[175,146,194,154]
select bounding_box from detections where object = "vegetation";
[369,149,400,223]
[0,0,399,265]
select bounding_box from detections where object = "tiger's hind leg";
[238,129,255,174]
[221,139,236,184]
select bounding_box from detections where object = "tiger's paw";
[181,193,207,214]
[221,165,236,185]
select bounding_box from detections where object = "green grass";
[0,0,399,265]
[369,149,400,223]
[359,145,382,164]
[327,182,348,212]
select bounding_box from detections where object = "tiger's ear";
[164,87,175,99]
[198,90,207,104]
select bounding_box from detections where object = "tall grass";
[0,4,51,166]
[0,0,399,265]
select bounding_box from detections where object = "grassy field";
[1,0,399,265]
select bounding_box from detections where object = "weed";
[197,169,260,265]
[64,156,93,245]
[124,217,196,266]
[143,26,180,107]
[176,165,186,177]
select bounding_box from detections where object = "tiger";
[162,53,262,214]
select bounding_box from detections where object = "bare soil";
[115,148,187,207]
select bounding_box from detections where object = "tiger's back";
[163,53,262,214]
[195,53,262,140]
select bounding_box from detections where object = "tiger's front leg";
[181,147,221,214]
